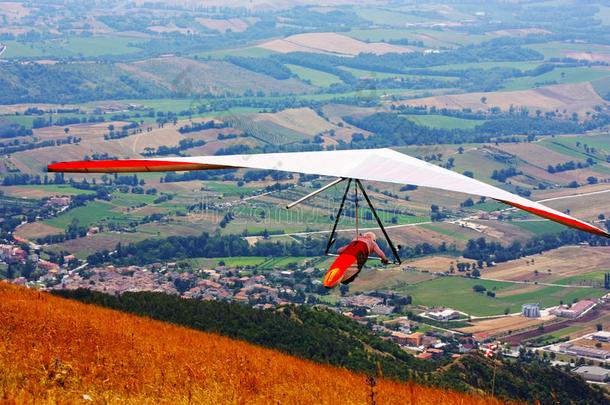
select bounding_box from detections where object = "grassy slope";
[0,283,505,405]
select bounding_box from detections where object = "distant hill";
[1,283,503,404]
[51,288,609,404]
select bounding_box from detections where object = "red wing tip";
[47,159,199,173]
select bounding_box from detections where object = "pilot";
[330,232,388,287]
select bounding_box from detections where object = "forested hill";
[54,289,608,404]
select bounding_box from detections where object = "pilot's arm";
[337,245,347,254]
[371,242,388,264]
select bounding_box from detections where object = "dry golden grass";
[260,107,338,136]
[458,315,547,335]
[15,222,64,239]
[481,246,610,283]
[0,283,512,404]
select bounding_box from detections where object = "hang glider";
[48,148,609,238]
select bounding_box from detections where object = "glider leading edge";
[48,148,609,287]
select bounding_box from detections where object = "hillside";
[0,282,504,404]
[51,288,609,404]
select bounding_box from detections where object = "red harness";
[341,240,369,268]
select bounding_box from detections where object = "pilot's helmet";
[364,232,377,241]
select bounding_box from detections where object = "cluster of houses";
[338,293,395,315]
[0,244,28,263]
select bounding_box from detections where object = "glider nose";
[324,268,342,289]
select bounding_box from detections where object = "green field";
[539,137,609,163]
[404,114,484,129]
[556,271,609,286]
[475,200,510,212]
[43,200,123,229]
[202,182,260,196]
[500,285,606,307]
[110,192,158,207]
[544,134,610,153]
[1,37,142,58]
[399,277,514,316]
[510,220,567,235]
[286,64,342,87]
[419,224,469,240]
[19,184,96,195]
[397,276,607,316]
[501,67,610,92]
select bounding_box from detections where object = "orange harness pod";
[323,241,369,288]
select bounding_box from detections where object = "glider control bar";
[286,177,346,209]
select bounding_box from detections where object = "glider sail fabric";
[48,148,609,238]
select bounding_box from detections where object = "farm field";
[258,33,412,57]
[527,41,610,60]
[479,246,610,284]
[397,81,606,116]
[349,267,437,293]
[509,220,567,235]
[396,276,607,317]
[0,184,96,198]
[286,64,342,87]
[404,255,476,274]
[457,315,548,337]
[523,325,587,345]
[42,200,124,229]
[555,271,609,287]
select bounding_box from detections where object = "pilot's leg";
[341,263,363,285]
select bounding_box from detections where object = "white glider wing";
[48,148,609,237]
